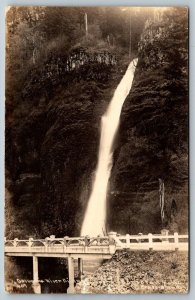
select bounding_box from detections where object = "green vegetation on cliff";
[5,7,188,240]
[108,7,188,234]
[5,7,188,294]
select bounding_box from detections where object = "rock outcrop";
[76,250,188,294]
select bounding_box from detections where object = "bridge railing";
[4,235,116,255]
[4,232,188,254]
[109,232,188,251]
[4,236,111,247]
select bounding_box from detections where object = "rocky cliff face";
[107,8,188,234]
[5,50,125,238]
[6,8,188,239]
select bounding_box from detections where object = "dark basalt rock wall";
[107,9,188,234]
[5,52,125,239]
[6,8,188,238]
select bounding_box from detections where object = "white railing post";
[108,232,117,241]
[108,232,117,253]
[29,238,33,251]
[83,236,90,253]
[161,229,169,243]
[126,234,130,247]
[63,236,69,252]
[108,232,117,244]
[138,233,143,243]
[97,236,101,246]
[45,237,49,252]
[174,232,179,250]
[148,233,153,250]
[13,238,18,248]
[50,235,55,240]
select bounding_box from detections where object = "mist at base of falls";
[81,58,138,237]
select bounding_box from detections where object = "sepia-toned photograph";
[5,6,188,294]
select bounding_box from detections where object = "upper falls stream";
[81,58,138,236]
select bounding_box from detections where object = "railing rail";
[4,232,189,295]
[4,232,188,255]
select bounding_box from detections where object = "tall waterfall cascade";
[81,58,138,236]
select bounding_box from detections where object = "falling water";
[81,58,138,236]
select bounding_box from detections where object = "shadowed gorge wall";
[5,7,188,294]
[5,7,188,241]
[107,7,188,234]
[6,54,125,238]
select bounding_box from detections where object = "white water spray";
[81,58,138,236]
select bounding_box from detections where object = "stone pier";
[4,232,187,294]
[31,255,82,294]
[67,256,75,294]
[78,258,83,279]
[32,256,41,294]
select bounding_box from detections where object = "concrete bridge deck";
[4,232,188,294]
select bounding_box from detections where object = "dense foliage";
[5,7,188,294]
[5,7,188,242]
[108,7,188,234]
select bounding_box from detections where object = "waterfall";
[81,58,138,236]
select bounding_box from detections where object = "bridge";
[4,231,188,294]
